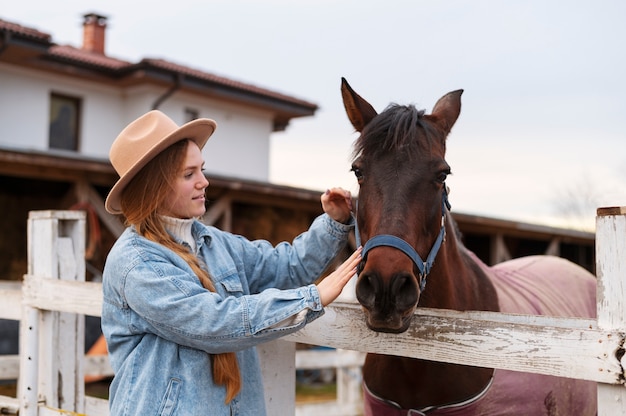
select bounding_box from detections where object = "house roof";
[0,19,51,44]
[0,16,318,131]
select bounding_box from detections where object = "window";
[49,94,81,151]
[184,108,199,122]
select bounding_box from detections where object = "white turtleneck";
[161,216,197,253]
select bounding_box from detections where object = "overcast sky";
[5,0,626,230]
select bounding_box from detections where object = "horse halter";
[356,185,451,292]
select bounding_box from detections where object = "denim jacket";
[102,213,353,416]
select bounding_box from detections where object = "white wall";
[0,62,274,182]
[0,64,51,151]
[152,90,273,181]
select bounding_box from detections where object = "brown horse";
[341,78,597,415]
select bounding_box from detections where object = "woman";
[102,110,361,415]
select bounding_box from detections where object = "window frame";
[49,93,81,151]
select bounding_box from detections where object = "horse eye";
[437,172,449,183]
[351,167,364,181]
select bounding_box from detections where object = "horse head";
[342,78,462,333]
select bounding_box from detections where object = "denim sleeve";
[235,213,354,294]
[122,255,325,354]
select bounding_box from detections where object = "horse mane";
[448,211,464,241]
[352,103,440,161]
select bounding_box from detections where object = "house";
[0,12,317,179]
[0,12,328,283]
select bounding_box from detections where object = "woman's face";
[161,141,209,219]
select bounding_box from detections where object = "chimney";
[82,13,108,54]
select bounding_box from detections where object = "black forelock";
[352,103,434,162]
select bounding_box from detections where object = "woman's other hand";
[321,187,353,224]
[317,248,362,307]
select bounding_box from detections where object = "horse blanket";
[363,253,598,416]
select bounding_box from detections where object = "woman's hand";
[317,248,362,307]
[321,187,353,224]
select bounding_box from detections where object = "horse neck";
[362,218,498,410]
[363,354,494,411]
[418,217,499,313]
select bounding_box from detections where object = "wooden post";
[336,349,363,414]
[19,211,86,415]
[596,206,626,414]
[259,339,296,415]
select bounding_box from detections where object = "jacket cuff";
[323,213,355,239]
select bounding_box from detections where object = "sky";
[5,0,626,231]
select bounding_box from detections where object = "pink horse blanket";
[364,254,597,416]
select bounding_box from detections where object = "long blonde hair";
[119,139,241,403]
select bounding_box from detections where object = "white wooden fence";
[0,208,625,415]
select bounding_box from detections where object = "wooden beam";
[0,149,115,186]
[77,181,124,238]
[285,303,622,385]
[490,233,511,264]
[203,194,232,227]
[596,208,626,411]
[545,238,561,256]
[19,273,623,384]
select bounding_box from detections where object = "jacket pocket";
[219,273,244,295]
[157,377,181,416]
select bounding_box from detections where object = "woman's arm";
[120,249,360,354]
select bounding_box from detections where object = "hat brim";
[105,118,216,215]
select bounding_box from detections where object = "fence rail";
[0,209,625,415]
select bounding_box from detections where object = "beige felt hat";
[105,110,216,214]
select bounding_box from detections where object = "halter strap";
[356,186,450,291]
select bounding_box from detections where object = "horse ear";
[430,89,463,134]
[341,77,378,132]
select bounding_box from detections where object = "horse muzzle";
[355,255,420,333]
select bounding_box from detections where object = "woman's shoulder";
[109,227,168,260]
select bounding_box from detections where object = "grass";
[0,380,110,400]
[296,382,336,403]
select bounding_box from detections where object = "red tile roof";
[0,17,318,112]
[49,44,131,70]
[0,18,51,42]
[142,58,317,109]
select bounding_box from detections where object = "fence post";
[18,210,86,415]
[596,206,626,414]
[259,339,296,415]
[336,349,362,412]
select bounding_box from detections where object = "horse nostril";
[356,273,378,308]
[357,260,365,275]
[391,274,419,310]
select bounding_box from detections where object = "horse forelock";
[352,103,440,162]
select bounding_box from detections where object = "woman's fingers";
[317,248,362,306]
